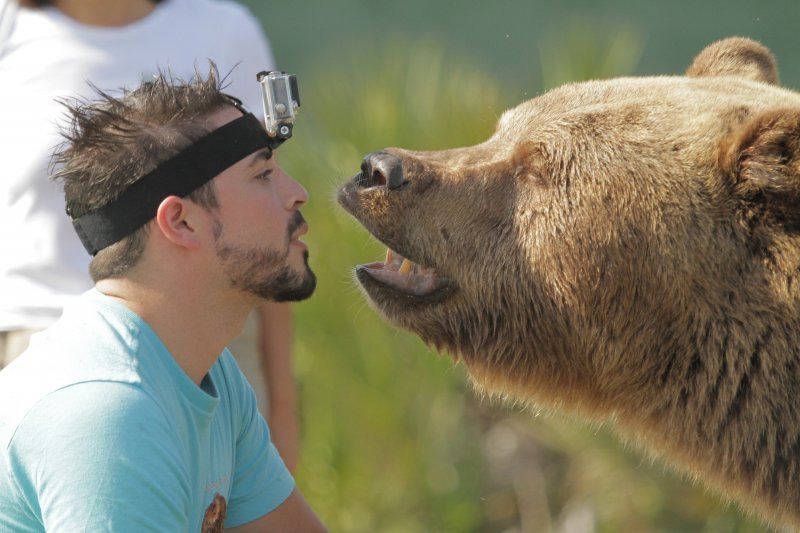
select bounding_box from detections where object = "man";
[0,69,326,531]
[1,0,301,472]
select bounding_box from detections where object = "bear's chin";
[355,262,456,307]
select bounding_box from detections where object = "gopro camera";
[257,70,300,140]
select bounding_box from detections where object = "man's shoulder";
[1,382,192,531]
[0,292,145,388]
[39,380,161,421]
[0,292,164,447]
[26,381,161,429]
[1,380,167,455]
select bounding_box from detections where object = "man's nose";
[278,168,308,208]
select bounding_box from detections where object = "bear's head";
[338,38,800,406]
[338,36,800,527]
[340,37,800,405]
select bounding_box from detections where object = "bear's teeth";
[384,248,421,275]
[385,248,408,271]
[399,258,414,274]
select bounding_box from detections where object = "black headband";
[71,112,272,255]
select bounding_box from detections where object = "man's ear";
[154,196,204,249]
[721,109,800,228]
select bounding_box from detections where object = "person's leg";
[228,312,270,415]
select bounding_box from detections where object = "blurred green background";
[239,2,800,531]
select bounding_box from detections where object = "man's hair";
[53,66,230,281]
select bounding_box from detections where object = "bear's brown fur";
[338,37,800,528]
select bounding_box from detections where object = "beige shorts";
[0,329,39,369]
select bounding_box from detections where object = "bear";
[337,37,800,529]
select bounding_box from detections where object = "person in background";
[0,69,325,531]
[0,0,299,470]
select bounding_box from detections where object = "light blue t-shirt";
[0,290,294,531]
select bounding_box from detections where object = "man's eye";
[257,169,273,180]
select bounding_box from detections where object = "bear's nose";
[358,151,407,190]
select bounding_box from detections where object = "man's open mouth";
[356,248,454,302]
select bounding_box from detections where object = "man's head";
[53,67,316,302]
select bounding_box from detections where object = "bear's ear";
[721,109,800,225]
[686,37,779,85]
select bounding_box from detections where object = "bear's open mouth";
[356,248,454,301]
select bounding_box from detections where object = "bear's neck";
[623,309,800,526]
[461,301,800,527]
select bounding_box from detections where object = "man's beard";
[213,212,316,302]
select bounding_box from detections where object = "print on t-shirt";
[201,493,227,533]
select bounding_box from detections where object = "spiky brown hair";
[52,65,231,280]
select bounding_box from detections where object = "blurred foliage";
[537,18,643,89]
[267,19,772,533]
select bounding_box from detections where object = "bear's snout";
[357,151,407,190]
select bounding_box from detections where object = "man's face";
[207,106,316,302]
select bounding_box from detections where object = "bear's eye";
[513,141,552,188]
[515,169,549,188]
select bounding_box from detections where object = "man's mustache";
[287,211,306,240]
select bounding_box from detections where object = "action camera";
[257,70,300,140]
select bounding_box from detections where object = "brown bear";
[337,37,800,529]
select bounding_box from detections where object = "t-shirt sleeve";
[7,382,191,532]
[220,353,295,528]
